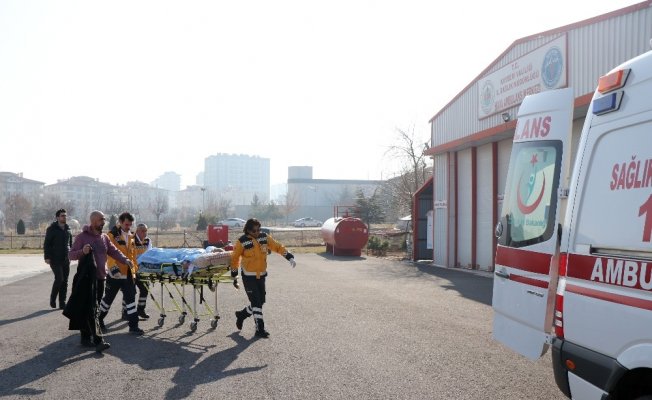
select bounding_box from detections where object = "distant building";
[43,176,117,219]
[286,166,383,222]
[151,171,181,192]
[196,171,204,187]
[0,172,44,207]
[176,185,204,214]
[203,153,270,204]
[121,181,173,223]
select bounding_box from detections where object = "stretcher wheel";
[157,317,165,327]
[178,315,185,324]
[190,321,198,332]
[210,319,218,329]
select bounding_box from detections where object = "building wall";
[431,3,652,149]
[476,143,494,270]
[456,148,473,267]
[287,178,383,222]
[427,3,652,270]
[433,153,448,266]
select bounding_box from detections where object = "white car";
[293,217,323,227]
[217,218,246,228]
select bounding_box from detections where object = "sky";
[0,0,643,189]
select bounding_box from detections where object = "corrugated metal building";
[424,1,652,270]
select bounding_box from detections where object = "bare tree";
[215,197,233,222]
[150,189,169,246]
[280,188,300,225]
[31,194,75,230]
[383,127,432,219]
[4,193,32,231]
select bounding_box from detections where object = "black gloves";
[284,252,294,261]
[231,269,238,278]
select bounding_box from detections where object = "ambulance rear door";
[492,88,574,360]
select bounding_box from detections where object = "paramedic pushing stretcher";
[230,218,296,338]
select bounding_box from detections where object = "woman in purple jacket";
[68,210,133,351]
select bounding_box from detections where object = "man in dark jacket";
[44,209,73,309]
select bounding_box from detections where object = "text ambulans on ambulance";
[493,48,652,400]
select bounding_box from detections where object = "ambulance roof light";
[597,69,630,94]
[592,91,623,116]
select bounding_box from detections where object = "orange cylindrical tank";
[321,217,369,256]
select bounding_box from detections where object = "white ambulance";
[492,47,652,400]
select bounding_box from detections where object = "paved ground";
[0,254,564,399]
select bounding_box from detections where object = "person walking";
[128,223,152,320]
[230,218,296,338]
[68,210,134,352]
[44,208,73,309]
[98,212,144,335]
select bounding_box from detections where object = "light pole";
[200,187,206,217]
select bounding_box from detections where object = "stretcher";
[136,247,237,332]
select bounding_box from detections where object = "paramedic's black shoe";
[137,307,150,319]
[254,329,270,339]
[95,341,111,353]
[235,310,246,330]
[59,301,66,310]
[50,298,56,309]
[129,327,145,336]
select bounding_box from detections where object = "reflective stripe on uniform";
[125,301,137,314]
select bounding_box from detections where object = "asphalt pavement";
[0,253,565,399]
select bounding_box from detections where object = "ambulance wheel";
[178,315,185,324]
[157,317,165,327]
[210,319,218,329]
[190,321,198,332]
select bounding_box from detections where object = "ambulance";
[492,47,652,399]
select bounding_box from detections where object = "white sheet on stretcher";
[137,247,232,275]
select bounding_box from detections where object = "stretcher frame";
[137,262,236,332]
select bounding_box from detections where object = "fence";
[0,228,325,250]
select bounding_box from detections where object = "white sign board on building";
[477,35,567,119]
[426,209,434,250]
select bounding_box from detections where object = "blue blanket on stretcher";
[137,248,210,274]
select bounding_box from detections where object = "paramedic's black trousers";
[242,274,266,330]
[99,274,138,329]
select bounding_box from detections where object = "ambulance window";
[498,141,562,248]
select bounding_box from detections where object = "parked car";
[293,217,323,227]
[217,217,246,228]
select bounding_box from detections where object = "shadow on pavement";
[315,252,367,262]
[375,261,494,306]
[164,332,266,400]
[101,331,265,400]
[0,336,99,397]
[0,309,58,328]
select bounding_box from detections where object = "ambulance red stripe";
[495,246,552,275]
[509,273,549,289]
[566,283,652,312]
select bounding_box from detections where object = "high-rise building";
[151,171,181,192]
[204,154,270,204]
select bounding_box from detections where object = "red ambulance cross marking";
[530,153,538,165]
